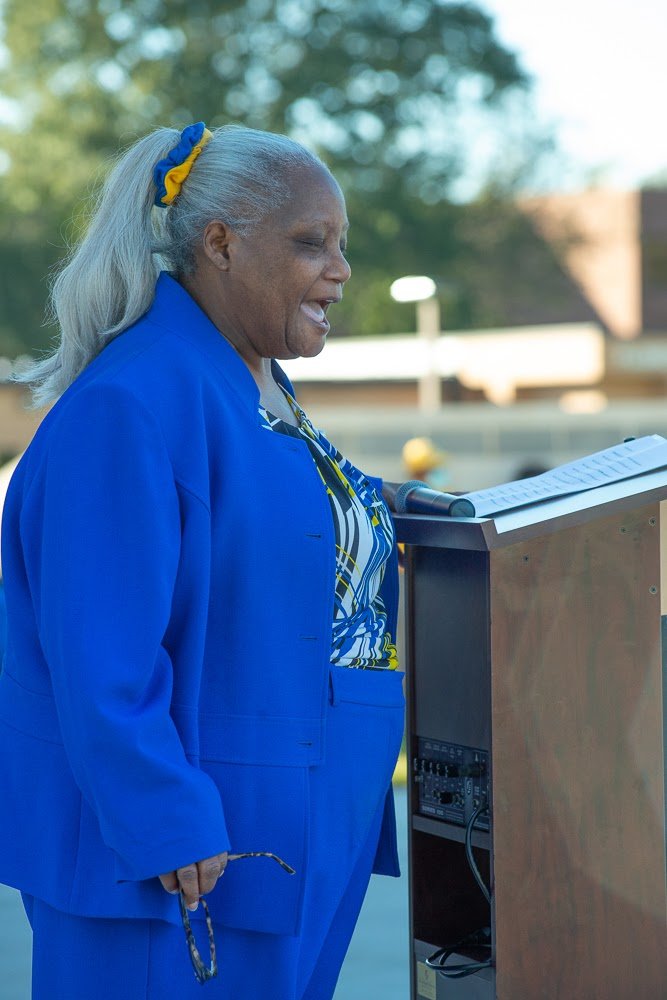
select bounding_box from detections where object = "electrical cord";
[425,927,492,979]
[425,800,493,979]
[465,799,491,904]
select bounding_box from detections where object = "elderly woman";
[0,122,404,1000]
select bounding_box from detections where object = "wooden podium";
[395,470,667,999]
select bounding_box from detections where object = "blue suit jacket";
[0,274,400,935]
[0,581,6,666]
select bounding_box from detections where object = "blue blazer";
[0,273,400,935]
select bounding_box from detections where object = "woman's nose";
[328,248,351,284]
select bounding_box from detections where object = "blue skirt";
[23,666,405,1000]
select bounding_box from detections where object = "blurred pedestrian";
[402,436,449,490]
[0,123,404,999]
[513,461,550,480]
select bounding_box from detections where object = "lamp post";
[390,275,441,412]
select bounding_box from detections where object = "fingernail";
[168,889,179,895]
[188,902,198,912]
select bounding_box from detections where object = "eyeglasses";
[179,851,296,985]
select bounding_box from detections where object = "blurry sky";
[479,0,667,189]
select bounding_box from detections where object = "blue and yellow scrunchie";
[153,122,213,207]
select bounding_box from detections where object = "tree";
[0,0,541,353]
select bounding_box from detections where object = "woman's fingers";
[158,852,229,910]
[158,870,179,894]
[177,863,202,910]
[197,854,226,896]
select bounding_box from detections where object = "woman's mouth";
[300,300,331,331]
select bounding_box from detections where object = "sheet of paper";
[461,435,667,518]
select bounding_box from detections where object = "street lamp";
[390,275,441,412]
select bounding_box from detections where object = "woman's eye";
[298,238,348,256]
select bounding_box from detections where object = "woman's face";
[199,162,351,367]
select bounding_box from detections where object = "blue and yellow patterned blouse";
[260,389,398,671]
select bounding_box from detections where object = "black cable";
[464,799,491,904]
[425,801,493,979]
[425,927,492,979]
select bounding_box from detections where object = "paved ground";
[0,788,408,1000]
[0,883,30,1000]
[334,785,409,999]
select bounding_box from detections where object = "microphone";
[394,480,476,519]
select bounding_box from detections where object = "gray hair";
[14,124,327,408]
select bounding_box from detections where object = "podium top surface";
[393,467,667,550]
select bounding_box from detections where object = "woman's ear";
[201,220,234,271]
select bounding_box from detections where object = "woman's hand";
[159,852,229,911]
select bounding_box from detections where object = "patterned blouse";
[260,389,398,671]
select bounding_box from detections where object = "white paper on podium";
[461,434,667,518]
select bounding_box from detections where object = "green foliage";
[0,0,549,353]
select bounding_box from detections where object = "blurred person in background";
[0,122,405,1000]
[402,436,449,491]
[513,461,550,480]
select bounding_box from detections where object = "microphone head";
[394,480,427,515]
[448,496,476,518]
